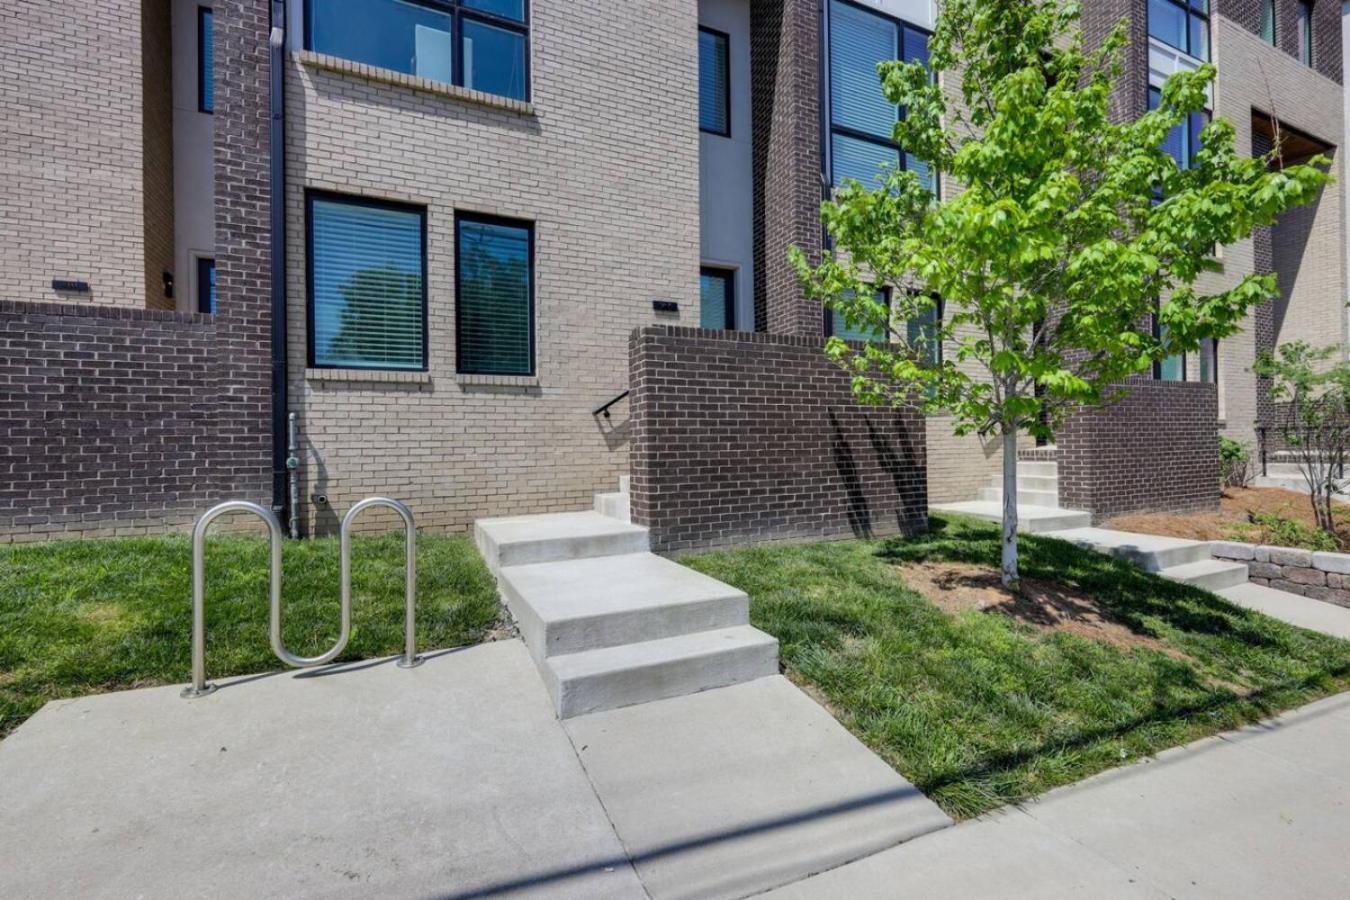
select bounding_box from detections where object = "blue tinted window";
[698,29,730,135]
[1148,0,1209,61]
[197,258,216,313]
[827,0,931,191]
[309,196,426,370]
[198,7,213,113]
[699,269,735,329]
[308,0,529,100]
[457,216,533,375]
[906,301,941,367]
[829,289,889,343]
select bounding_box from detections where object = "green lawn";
[683,514,1350,819]
[0,532,501,737]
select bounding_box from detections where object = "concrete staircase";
[932,453,1093,532]
[1042,527,1249,590]
[474,478,779,719]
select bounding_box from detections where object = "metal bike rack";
[182,496,420,699]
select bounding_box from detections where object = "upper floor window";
[305,0,529,101]
[1297,1,1313,66]
[1147,0,1209,62]
[1148,85,1208,171]
[1261,0,1276,44]
[698,27,730,136]
[307,193,427,371]
[198,7,213,113]
[827,0,932,192]
[827,287,890,343]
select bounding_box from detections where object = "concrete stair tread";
[1041,526,1213,571]
[930,501,1091,533]
[478,510,646,542]
[475,511,649,572]
[1161,558,1249,580]
[546,625,779,718]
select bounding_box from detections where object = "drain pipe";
[286,412,301,539]
[268,0,290,530]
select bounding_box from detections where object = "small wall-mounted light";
[163,271,175,300]
[51,279,90,293]
[652,300,679,314]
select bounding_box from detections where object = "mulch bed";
[1105,487,1350,550]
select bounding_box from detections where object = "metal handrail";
[342,497,421,669]
[592,389,630,419]
[183,500,285,698]
[182,496,421,699]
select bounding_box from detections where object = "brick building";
[1,0,1346,543]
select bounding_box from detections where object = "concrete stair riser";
[1014,475,1059,492]
[545,626,780,719]
[978,487,1060,507]
[1160,559,1251,591]
[1016,461,1058,478]
[593,491,631,522]
[497,555,750,660]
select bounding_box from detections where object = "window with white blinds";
[699,27,730,135]
[456,215,534,376]
[307,194,427,371]
[828,0,932,192]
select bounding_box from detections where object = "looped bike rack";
[181,496,420,699]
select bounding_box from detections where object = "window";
[307,193,427,371]
[1198,338,1218,384]
[906,297,942,368]
[305,0,529,101]
[698,27,730,136]
[827,0,932,191]
[699,268,735,329]
[827,287,890,343]
[1148,85,1208,171]
[196,257,216,313]
[456,214,534,376]
[1297,0,1313,66]
[1147,0,1209,62]
[1261,0,1276,44]
[1153,312,1185,381]
[198,7,213,113]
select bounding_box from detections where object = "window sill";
[456,373,540,389]
[293,50,534,116]
[306,367,432,384]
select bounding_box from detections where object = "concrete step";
[1014,474,1059,492]
[618,474,631,493]
[498,553,749,661]
[978,487,1060,507]
[474,511,649,574]
[544,625,779,718]
[930,501,1092,533]
[593,491,631,522]
[1016,461,1058,478]
[1039,527,1212,572]
[1159,558,1250,591]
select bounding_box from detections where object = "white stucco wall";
[698,0,754,330]
[172,0,215,312]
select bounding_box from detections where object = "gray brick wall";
[629,325,928,554]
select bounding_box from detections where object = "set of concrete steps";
[474,478,778,718]
[932,454,1094,533]
[1041,527,1250,591]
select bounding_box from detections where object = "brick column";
[751,0,824,336]
[211,0,273,502]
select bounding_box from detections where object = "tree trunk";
[1001,429,1021,592]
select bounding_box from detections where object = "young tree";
[792,0,1330,590]
[1253,342,1350,534]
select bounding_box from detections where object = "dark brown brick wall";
[1058,379,1221,521]
[751,0,824,337]
[628,326,927,553]
[0,301,229,537]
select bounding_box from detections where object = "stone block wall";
[1210,540,1350,608]
[1059,379,1221,521]
[628,326,927,554]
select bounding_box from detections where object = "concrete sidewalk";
[0,639,949,900]
[765,691,1350,899]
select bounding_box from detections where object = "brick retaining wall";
[0,300,267,540]
[1059,379,1221,521]
[628,326,927,554]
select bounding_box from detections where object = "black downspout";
[268,0,289,523]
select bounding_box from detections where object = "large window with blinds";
[307,193,427,371]
[827,0,932,192]
[698,27,730,136]
[456,214,534,376]
[305,0,529,101]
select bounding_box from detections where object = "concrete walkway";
[0,639,949,900]
[765,691,1350,899]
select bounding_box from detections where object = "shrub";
[1227,511,1338,552]
[1219,437,1254,488]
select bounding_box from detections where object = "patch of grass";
[683,514,1350,819]
[0,532,502,737]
